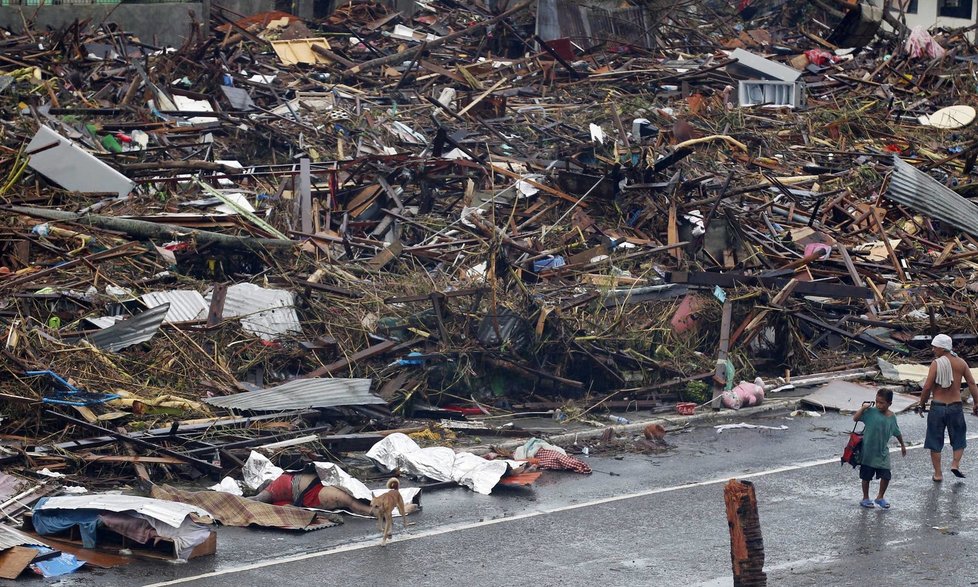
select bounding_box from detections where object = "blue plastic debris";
[532,256,566,272]
[397,352,425,366]
[24,370,121,406]
[29,548,84,577]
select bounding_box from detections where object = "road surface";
[35,409,978,586]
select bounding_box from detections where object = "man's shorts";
[859,465,892,481]
[925,401,968,452]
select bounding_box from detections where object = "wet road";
[40,409,978,586]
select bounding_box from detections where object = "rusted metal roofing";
[536,0,653,50]
[86,303,170,352]
[886,156,978,238]
[204,378,384,412]
[0,523,48,550]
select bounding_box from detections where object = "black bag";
[841,420,864,468]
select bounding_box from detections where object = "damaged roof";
[204,378,383,412]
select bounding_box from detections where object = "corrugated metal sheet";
[141,290,208,323]
[0,523,48,550]
[85,315,125,329]
[537,0,653,50]
[212,283,301,340]
[36,495,211,528]
[204,378,384,411]
[86,303,169,352]
[887,156,978,238]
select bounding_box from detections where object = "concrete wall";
[873,0,976,39]
[0,3,207,48]
[0,0,413,48]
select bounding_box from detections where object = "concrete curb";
[467,398,802,454]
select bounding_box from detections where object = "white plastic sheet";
[366,433,524,495]
[314,461,420,515]
[208,477,243,496]
[241,451,284,491]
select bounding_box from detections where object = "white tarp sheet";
[366,433,524,495]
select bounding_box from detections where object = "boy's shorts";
[925,402,968,452]
[859,465,891,481]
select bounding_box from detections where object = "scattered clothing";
[535,449,592,474]
[935,355,954,388]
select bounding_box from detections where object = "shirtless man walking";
[918,334,978,481]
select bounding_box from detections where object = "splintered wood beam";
[870,211,906,282]
[47,410,220,473]
[667,271,871,299]
[711,299,733,410]
[303,339,398,378]
[668,201,682,261]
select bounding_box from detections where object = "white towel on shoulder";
[935,355,954,388]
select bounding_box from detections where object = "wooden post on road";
[724,479,767,586]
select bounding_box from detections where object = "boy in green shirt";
[854,390,907,508]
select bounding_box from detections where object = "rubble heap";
[1,0,977,490]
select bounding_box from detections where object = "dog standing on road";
[370,478,409,546]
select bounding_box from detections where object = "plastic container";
[677,402,697,416]
[607,415,630,425]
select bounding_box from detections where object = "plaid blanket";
[150,485,341,531]
[535,449,592,474]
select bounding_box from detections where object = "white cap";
[932,334,953,351]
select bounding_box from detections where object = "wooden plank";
[384,287,485,304]
[787,310,909,354]
[730,279,799,348]
[80,454,186,465]
[366,241,403,270]
[299,158,312,234]
[711,299,733,410]
[303,339,398,378]
[488,163,588,207]
[116,426,151,483]
[666,270,871,299]
[206,283,228,327]
[46,411,221,474]
[837,244,878,318]
[668,201,681,261]
[0,546,37,579]
[871,211,906,282]
[429,293,451,343]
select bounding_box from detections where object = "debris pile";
[2,0,978,564]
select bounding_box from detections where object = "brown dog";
[370,478,409,546]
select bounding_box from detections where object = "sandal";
[860,498,875,508]
[874,498,891,509]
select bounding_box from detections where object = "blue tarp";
[31,498,101,548]
[28,547,84,577]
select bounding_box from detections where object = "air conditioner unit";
[738,80,806,108]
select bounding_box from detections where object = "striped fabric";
[150,485,341,531]
[534,449,592,474]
